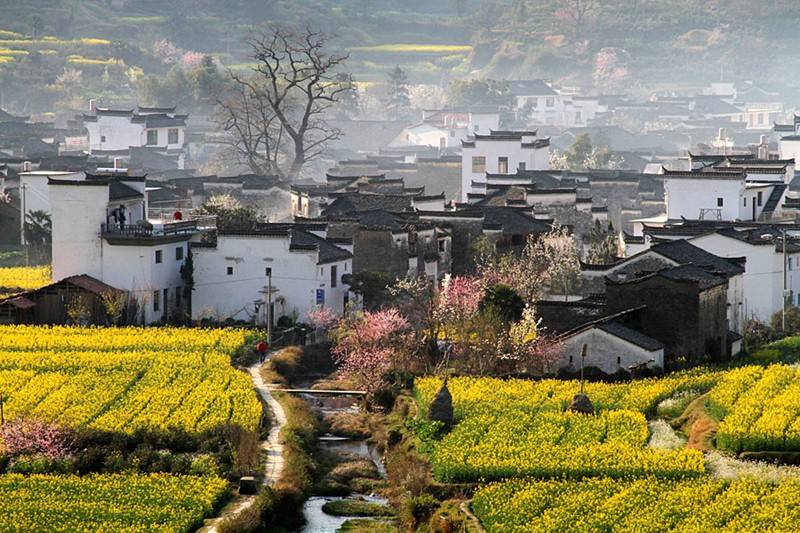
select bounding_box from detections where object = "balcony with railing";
[101,214,216,242]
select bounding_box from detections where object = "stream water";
[298,390,391,533]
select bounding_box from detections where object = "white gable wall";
[559,327,664,374]
[192,234,352,324]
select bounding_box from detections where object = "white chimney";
[22,161,31,172]
[88,99,97,112]
[758,135,769,160]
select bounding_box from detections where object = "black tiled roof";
[109,181,143,201]
[658,265,728,289]
[322,194,414,216]
[597,321,664,351]
[481,206,552,236]
[649,239,744,277]
[506,79,557,96]
[290,229,352,265]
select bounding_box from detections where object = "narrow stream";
[298,389,391,533]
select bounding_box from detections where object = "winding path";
[199,355,287,532]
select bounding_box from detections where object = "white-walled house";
[461,130,550,201]
[191,224,353,325]
[390,109,500,150]
[559,320,664,374]
[82,103,187,168]
[49,176,206,324]
[581,239,746,333]
[689,228,800,323]
[19,170,84,243]
[662,169,788,222]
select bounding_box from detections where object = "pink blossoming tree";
[331,309,409,397]
[0,418,73,461]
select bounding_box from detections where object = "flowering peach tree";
[332,309,410,396]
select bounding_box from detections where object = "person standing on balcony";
[117,205,127,229]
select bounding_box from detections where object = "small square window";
[155,250,163,264]
[472,156,486,173]
[100,135,106,142]
[146,130,158,145]
[168,128,179,144]
[175,246,184,261]
[227,266,234,276]
[716,197,723,207]
[266,267,272,277]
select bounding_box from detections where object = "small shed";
[0,274,124,325]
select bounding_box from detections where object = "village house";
[508,80,608,128]
[47,175,211,324]
[557,313,665,375]
[623,219,800,323]
[461,130,550,201]
[661,167,789,222]
[606,265,732,364]
[190,222,353,325]
[81,101,188,169]
[390,107,501,150]
[580,239,746,332]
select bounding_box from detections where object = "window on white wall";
[716,198,723,207]
[146,130,158,145]
[155,250,163,264]
[168,128,179,144]
[153,290,160,312]
[471,156,486,173]
[226,266,234,276]
[498,157,509,174]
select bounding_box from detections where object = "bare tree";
[222,26,354,180]
[215,75,286,176]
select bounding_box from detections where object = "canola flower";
[710,364,800,452]
[472,477,800,533]
[0,473,228,532]
[0,266,51,293]
[0,326,261,433]
[415,374,715,482]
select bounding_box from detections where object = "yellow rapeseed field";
[415,373,719,481]
[0,265,51,294]
[472,477,800,532]
[0,325,261,433]
[0,473,228,532]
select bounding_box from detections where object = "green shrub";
[190,454,219,476]
[322,498,395,517]
[399,493,440,530]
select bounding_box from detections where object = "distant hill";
[0,0,798,114]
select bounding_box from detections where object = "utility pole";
[20,183,28,266]
[579,343,587,394]
[267,268,273,346]
[783,228,788,332]
[0,392,5,426]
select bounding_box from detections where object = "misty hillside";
[1,0,800,114]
